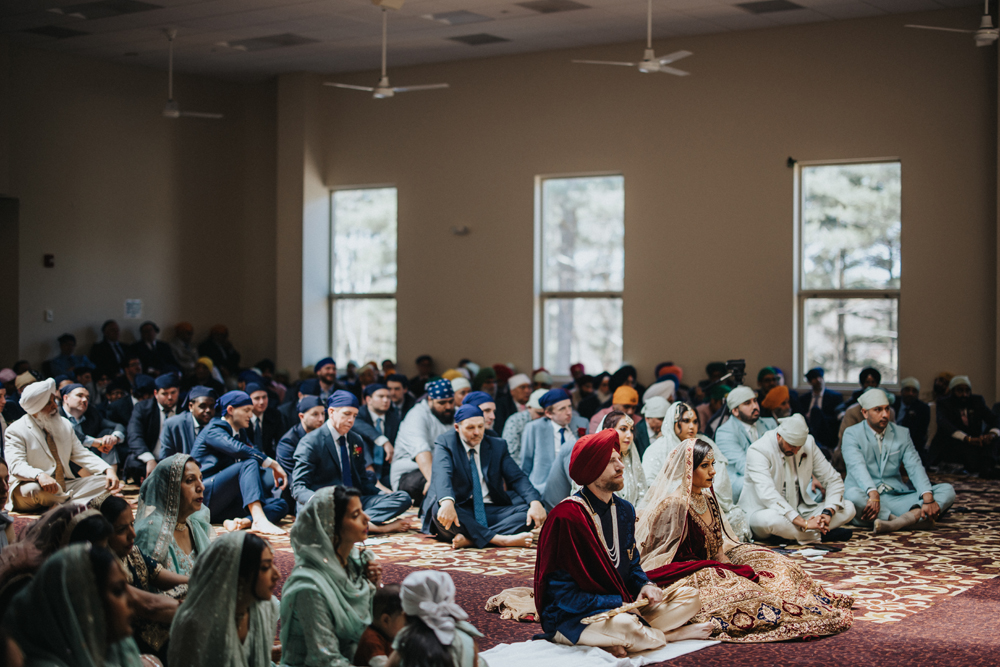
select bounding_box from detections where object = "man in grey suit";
[520,389,589,505]
[160,386,217,458]
[843,388,955,534]
[713,385,777,502]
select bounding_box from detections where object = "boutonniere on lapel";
[353,443,363,458]
[577,427,586,437]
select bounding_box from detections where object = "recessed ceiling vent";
[424,11,493,25]
[48,0,162,20]
[227,33,320,51]
[516,0,589,13]
[448,33,511,45]
[736,0,803,14]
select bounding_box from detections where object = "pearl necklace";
[582,494,620,567]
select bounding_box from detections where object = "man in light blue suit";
[519,388,589,507]
[713,385,777,502]
[842,388,955,534]
[160,386,217,459]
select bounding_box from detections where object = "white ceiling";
[0,0,986,80]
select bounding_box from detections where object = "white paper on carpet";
[480,638,719,667]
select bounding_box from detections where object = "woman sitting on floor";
[388,571,482,667]
[6,543,152,667]
[96,493,190,662]
[169,531,281,667]
[636,438,853,642]
[280,485,382,667]
[135,453,213,576]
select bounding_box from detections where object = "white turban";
[400,571,468,645]
[533,370,553,385]
[508,373,531,391]
[858,388,890,410]
[526,388,548,410]
[726,385,756,411]
[948,375,971,392]
[643,380,675,404]
[20,377,57,415]
[641,396,670,419]
[450,378,471,393]
[900,377,921,391]
[776,413,808,448]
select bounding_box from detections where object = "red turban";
[761,385,789,410]
[492,364,513,384]
[657,364,683,381]
[569,429,621,487]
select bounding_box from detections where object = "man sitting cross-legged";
[292,390,413,533]
[842,388,956,534]
[422,404,545,549]
[713,385,777,502]
[534,429,710,657]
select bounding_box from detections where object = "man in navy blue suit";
[276,395,328,514]
[125,373,181,482]
[351,383,401,488]
[130,321,179,376]
[797,367,844,455]
[423,404,546,549]
[291,390,412,532]
[191,390,289,534]
[160,386,217,458]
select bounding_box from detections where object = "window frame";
[792,158,901,390]
[327,184,398,362]
[532,171,625,375]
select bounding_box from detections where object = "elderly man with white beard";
[4,378,121,511]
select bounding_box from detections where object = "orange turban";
[569,429,621,486]
[612,386,639,406]
[761,385,789,410]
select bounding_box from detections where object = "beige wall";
[284,6,998,397]
[1,42,278,368]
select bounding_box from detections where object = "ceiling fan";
[324,8,449,99]
[162,29,224,119]
[905,0,998,47]
[572,0,692,75]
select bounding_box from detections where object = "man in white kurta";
[5,378,120,512]
[739,414,855,544]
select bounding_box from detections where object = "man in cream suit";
[739,414,854,544]
[4,378,120,512]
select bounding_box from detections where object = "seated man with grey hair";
[713,385,777,502]
[739,414,855,544]
[843,388,955,534]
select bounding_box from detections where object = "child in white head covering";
[391,571,485,667]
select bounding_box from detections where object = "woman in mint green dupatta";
[169,531,281,667]
[281,486,382,667]
[5,543,146,667]
[134,454,214,575]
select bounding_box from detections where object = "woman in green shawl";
[168,531,281,667]
[134,454,213,575]
[4,543,148,667]
[281,485,383,667]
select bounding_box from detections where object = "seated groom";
[738,414,855,544]
[713,385,777,502]
[292,390,412,533]
[535,430,709,656]
[520,389,589,501]
[422,404,545,549]
[5,378,121,511]
[842,388,955,534]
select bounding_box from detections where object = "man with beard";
[160,386,217,458]
[391,378,455,505]
[930,376,1000,478]
[313,357,346,403]
[5,378,120,511]
[843,388,955,533]
[713,386,777,502]
[893,377,931,456]
[760,385,792,420]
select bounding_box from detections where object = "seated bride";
[636,436,853,643]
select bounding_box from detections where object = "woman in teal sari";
[281,486,383,667]
[4,543,149,667]
[169,531,281,667]
[135,454,213,575]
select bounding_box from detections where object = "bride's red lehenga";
[637,440,854,643]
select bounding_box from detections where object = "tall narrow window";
[330,187,397,366]
[798,162,900,384]
[536,175,624,376]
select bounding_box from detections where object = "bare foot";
[223,518,252,532]
[368,519,413,534]
[600,645,628,658]
[663,622,714,642]
[250,519,287,535]
[451,534,473,549]
[491,532,533,548]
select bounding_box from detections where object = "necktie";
[42,429,66,491]
[558,427,567,452]
[253,419,262,447]
[112,342,122,363]
[375,417,384,436]
[468,449,488,527]
[338,436,354,488]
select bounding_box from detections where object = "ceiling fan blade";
[658,66,690,76]
[324,83,377,91]
[571,59,637,67]
[904,24,976,34]
[180,111,224,119]
[392,83,450,93]
[657,50,692,64]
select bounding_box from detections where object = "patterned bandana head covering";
[425,379,454,400]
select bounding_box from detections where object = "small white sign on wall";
[124,299,143,320]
